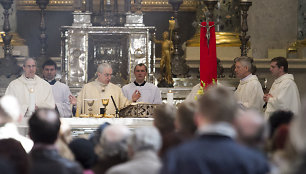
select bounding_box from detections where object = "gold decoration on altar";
[0,32,26,46]
[16,0,196,11]
[287,39,306,53]
[187,31,241,47]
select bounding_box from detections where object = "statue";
[153,31,174,87]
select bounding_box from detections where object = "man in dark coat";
[160,86,270,174]
[28,108,83,174]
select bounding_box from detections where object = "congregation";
[0,56,305,174]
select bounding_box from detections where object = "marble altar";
[17,117,154,137]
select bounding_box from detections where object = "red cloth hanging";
[200,21,217,88]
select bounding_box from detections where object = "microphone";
[111,96,119,118]
[263,102,267,109]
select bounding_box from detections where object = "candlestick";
[167,90,174,105]
[28,88,35,115]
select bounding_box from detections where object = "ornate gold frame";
[16,0,196,11]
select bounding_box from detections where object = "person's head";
[195,86,238,127]
[97,125,131,160]
[175,102,197,137]
[23,58,36,78]
[97,63,112,85]
[28,108,61,145]
[69,138,97,169]
[0,138,30,174]
[162,31,169,40]
[270,57,288,78]
[234,56,252,79]
[89,122,111,147]
[128,127,161,157]
[42,59,57,81]
[153,104,177,135]
[134,63,147,83]
[234,109,266,148]
[268,110,294,139]
[0,95,21,124]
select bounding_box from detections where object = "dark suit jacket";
[160,134,270,174]
[30,147,83,174]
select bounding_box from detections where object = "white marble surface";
[17,117,154,137]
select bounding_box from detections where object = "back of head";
[29,108,61,144]
[197,86,238,123]
[153,104,177,134]
[0,138,30,174]
[271,56,288,73]
[176,102,197,136]
[268,110,294,139]
[234,109,266,147]
[0,95,21,124]
[98,125,131,159]
[89,122,111,147]
[129,127,161,153]
[69,138,97,169]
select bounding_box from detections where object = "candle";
[167,90,174,105]
[28,88,35,114]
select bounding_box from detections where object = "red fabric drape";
[200,21,217,88]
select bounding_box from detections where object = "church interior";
[0,0,305,100]
[1,1,306,173]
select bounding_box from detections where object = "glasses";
[24,65,36,69]
[103,73,112,77]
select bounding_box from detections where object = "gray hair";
[98,125,131,158]
[0,95,21,123]
[234,109,267,147]
[97,63,112,74]
[129,127,161,152]
[235,56,253,73]
[23,58,36,67]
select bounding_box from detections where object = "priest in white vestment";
[5,58,55,117]
[122,63,162,104]
[42,59,75,117]
[76,63,137,116]
[264,57,301,118]
[234,57,264,111]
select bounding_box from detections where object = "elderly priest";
[5,58,55,117]
[76,63,139,116]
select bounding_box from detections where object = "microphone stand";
[111,96,119,118]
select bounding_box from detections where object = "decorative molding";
[16,0,196,11]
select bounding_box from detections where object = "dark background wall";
[16,11,195,58]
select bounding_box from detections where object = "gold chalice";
[101,99,109,117]
[87,100,95,117]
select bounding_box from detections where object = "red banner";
[200,21,217,88]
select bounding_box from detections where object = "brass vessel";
[187,31,241,47]
[0,32,26,46]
